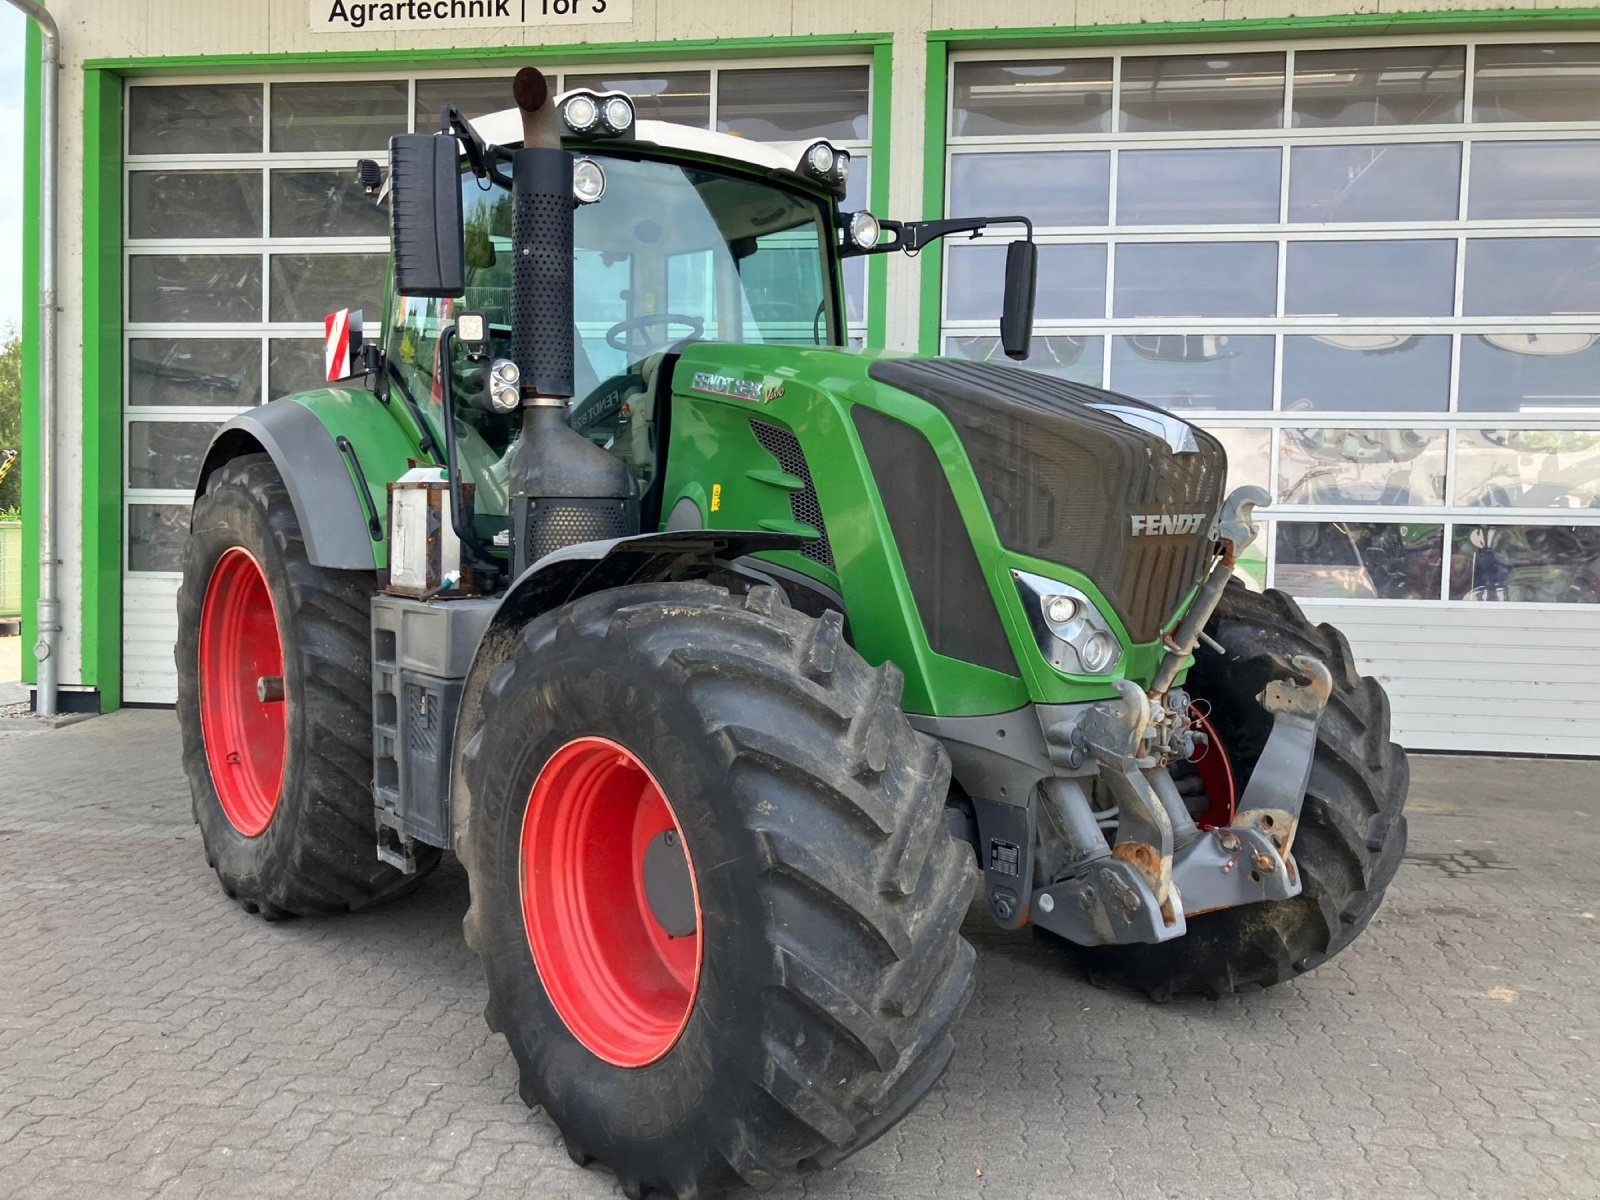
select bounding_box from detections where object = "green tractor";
[178,69,1408,1199]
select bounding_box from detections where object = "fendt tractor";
[178,68,1409,1198]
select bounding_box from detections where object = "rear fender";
[448,530,806,857]
[194,395,405,571]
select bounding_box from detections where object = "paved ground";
[1,712,1596,1200]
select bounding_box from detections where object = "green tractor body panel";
[273,386,435,571]
[657,342,1183,718]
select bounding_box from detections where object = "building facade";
[14,1,1600,754]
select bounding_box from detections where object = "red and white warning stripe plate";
[324,308,364,381]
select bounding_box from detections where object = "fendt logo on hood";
[1130,512,1209,537]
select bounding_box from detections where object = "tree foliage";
[0,330,21,514]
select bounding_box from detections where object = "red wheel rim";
[1191,714,1237,830]
[198,547,287,838]
[520,737,702,1068]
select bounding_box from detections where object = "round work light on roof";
[805,141,836,177]
[835,150,852,182]
[602,95,635,133]
[562,94,600,133]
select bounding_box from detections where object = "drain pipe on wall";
[8,0,61,716]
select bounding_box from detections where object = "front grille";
[749,420,835,570]
[868,359,1227,643]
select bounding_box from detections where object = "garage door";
[120,59,874,703]
[940,38,1600,755]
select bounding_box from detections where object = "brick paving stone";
[2,711,1598,1199]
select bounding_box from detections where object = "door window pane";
[1455,430,1600,509]
[1118,53,1285,133]
[1292,46,1465,127]
[1113,242,1277,318]
[1452,525,1600,602]
[566,71,711,128]
[1474,44,1600,123]
[950,152,1108,227]
[129,172,263,240]
[269,339,331,401]
[415,76,514,128]
[128,256,263,324]
[1110,335,1274,410]
[948,244,1106,321]
[1288,143,1460,223]
[269,254,387,323]
[1285,240,1455,317]
[129,339,262,408]
[270,81,408,152]
[127,421,218,492]
[945,334,1105,386]
[1275,521,1444,600]
[1463,238,1600,316]
[128,84,263,155]
[1278,427,1447,506]
[1470,141,1600,220]
[1117,148,1280,225]
[270,170,390,238]
[1458,334,1600,414]
[128,504,191,573]
[717,67,868,141]
[1281,335,1451,413]
[951,59,1112,136]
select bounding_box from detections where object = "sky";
[1,6,25,337]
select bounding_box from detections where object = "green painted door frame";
[41,33,893,710]
[917,6,1600,355]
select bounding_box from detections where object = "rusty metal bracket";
[1031,857,1188,947]
[1169,826,1301,918]
[1232,654,1332,862]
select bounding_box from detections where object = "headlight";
[805,141,836,176]
[1079,631,1119,674]
[1012,571,1123,676]
[836,150,851,182]
[562,94,599,133]
[847,211,880,250]
[602,95,634,133]
[572,158,607,204]
[488,358,520,413]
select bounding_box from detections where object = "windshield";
[386,151,839,522]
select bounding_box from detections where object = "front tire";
[462,583,977,1199]
[1055,582,1409,1000]
[177,453,438,918]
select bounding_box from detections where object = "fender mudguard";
[447,529,806,854]
[193,400,387,570]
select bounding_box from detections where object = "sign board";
[311,0,630,34]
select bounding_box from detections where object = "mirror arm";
[857,213,1035,256]
[441,105,514,188]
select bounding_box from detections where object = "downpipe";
[8,0,61,716]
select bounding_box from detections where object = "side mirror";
[388,133,465,298]
[1000,240,1037,362]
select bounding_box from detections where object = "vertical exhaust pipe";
[7,0,61,716]
[503,68,637,579]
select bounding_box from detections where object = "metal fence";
[0,521,21,619]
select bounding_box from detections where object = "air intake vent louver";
[749,420,835,570]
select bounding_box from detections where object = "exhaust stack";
[503,68,638,578]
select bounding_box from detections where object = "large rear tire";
[177,453,438,918]
[1053,582,1408,1000]
[462,583,977,1199]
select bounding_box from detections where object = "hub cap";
[520,737,702,1068]
[198,548,287,837]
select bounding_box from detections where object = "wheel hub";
[197,547,287,838]
[519,736,702,1068]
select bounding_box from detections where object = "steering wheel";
[605,313,704,353]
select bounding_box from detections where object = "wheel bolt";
[256,675,285,703]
